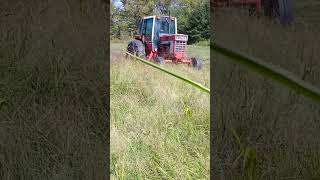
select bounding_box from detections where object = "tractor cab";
[135,16,189,62]
[137,16,176,51]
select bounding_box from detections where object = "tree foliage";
[183,1,209,43]
[111,0,209,44]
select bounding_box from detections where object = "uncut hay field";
[212,1,320,179]
[110,42,210,179]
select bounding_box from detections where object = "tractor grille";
[175,41,187,53]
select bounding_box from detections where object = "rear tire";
[155,56,165,65]
[191,57,203,70]
[127,39,146,58]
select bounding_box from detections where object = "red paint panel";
[175,53,188,60]
[146,42,153,56]
[160,35,175,41]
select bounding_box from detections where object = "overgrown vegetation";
[212,4,320,179]
[110,43,210,179]
[0,1,108,178]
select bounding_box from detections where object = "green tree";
[170,0,203,34]
[121,0,155,35]
[111,2,122,38]
[155,0,174,14]
[183,1,209,43]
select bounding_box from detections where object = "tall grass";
[110,43,210,179]
[0,1,108,179]
[212,6,320,180]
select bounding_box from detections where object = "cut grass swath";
[212,42,320,104]
[126,52,210,94]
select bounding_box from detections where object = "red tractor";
[127,15,203,70]
[212,0,293,25]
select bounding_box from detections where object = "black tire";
[191,57,203,70]
[127,39,146,58]
[155,56,165,65]
[263,0,293,25]
[278,0,293,25]
[248,5,256,16]
[263,0,279,18]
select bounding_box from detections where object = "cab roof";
[143,15,176,19]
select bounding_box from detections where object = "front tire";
[248,5,257,16]
[191,57,203,70]
[263,0,279,18]
[155,56,165,65]
[263,0,293,25]
[278,0,293,25]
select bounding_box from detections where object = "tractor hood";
[158,33,188,60]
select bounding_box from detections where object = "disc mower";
[127,15,203,70]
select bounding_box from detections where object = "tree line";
[111,0,209,44]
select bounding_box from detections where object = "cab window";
[144,18,153,38]
[159,17,175,34]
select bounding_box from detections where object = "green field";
[110,43,210,179]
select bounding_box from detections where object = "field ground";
[212,4,320,179]
[110,42,210,179]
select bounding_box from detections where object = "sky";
[113,0,123,8]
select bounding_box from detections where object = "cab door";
[140,17,154,54]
